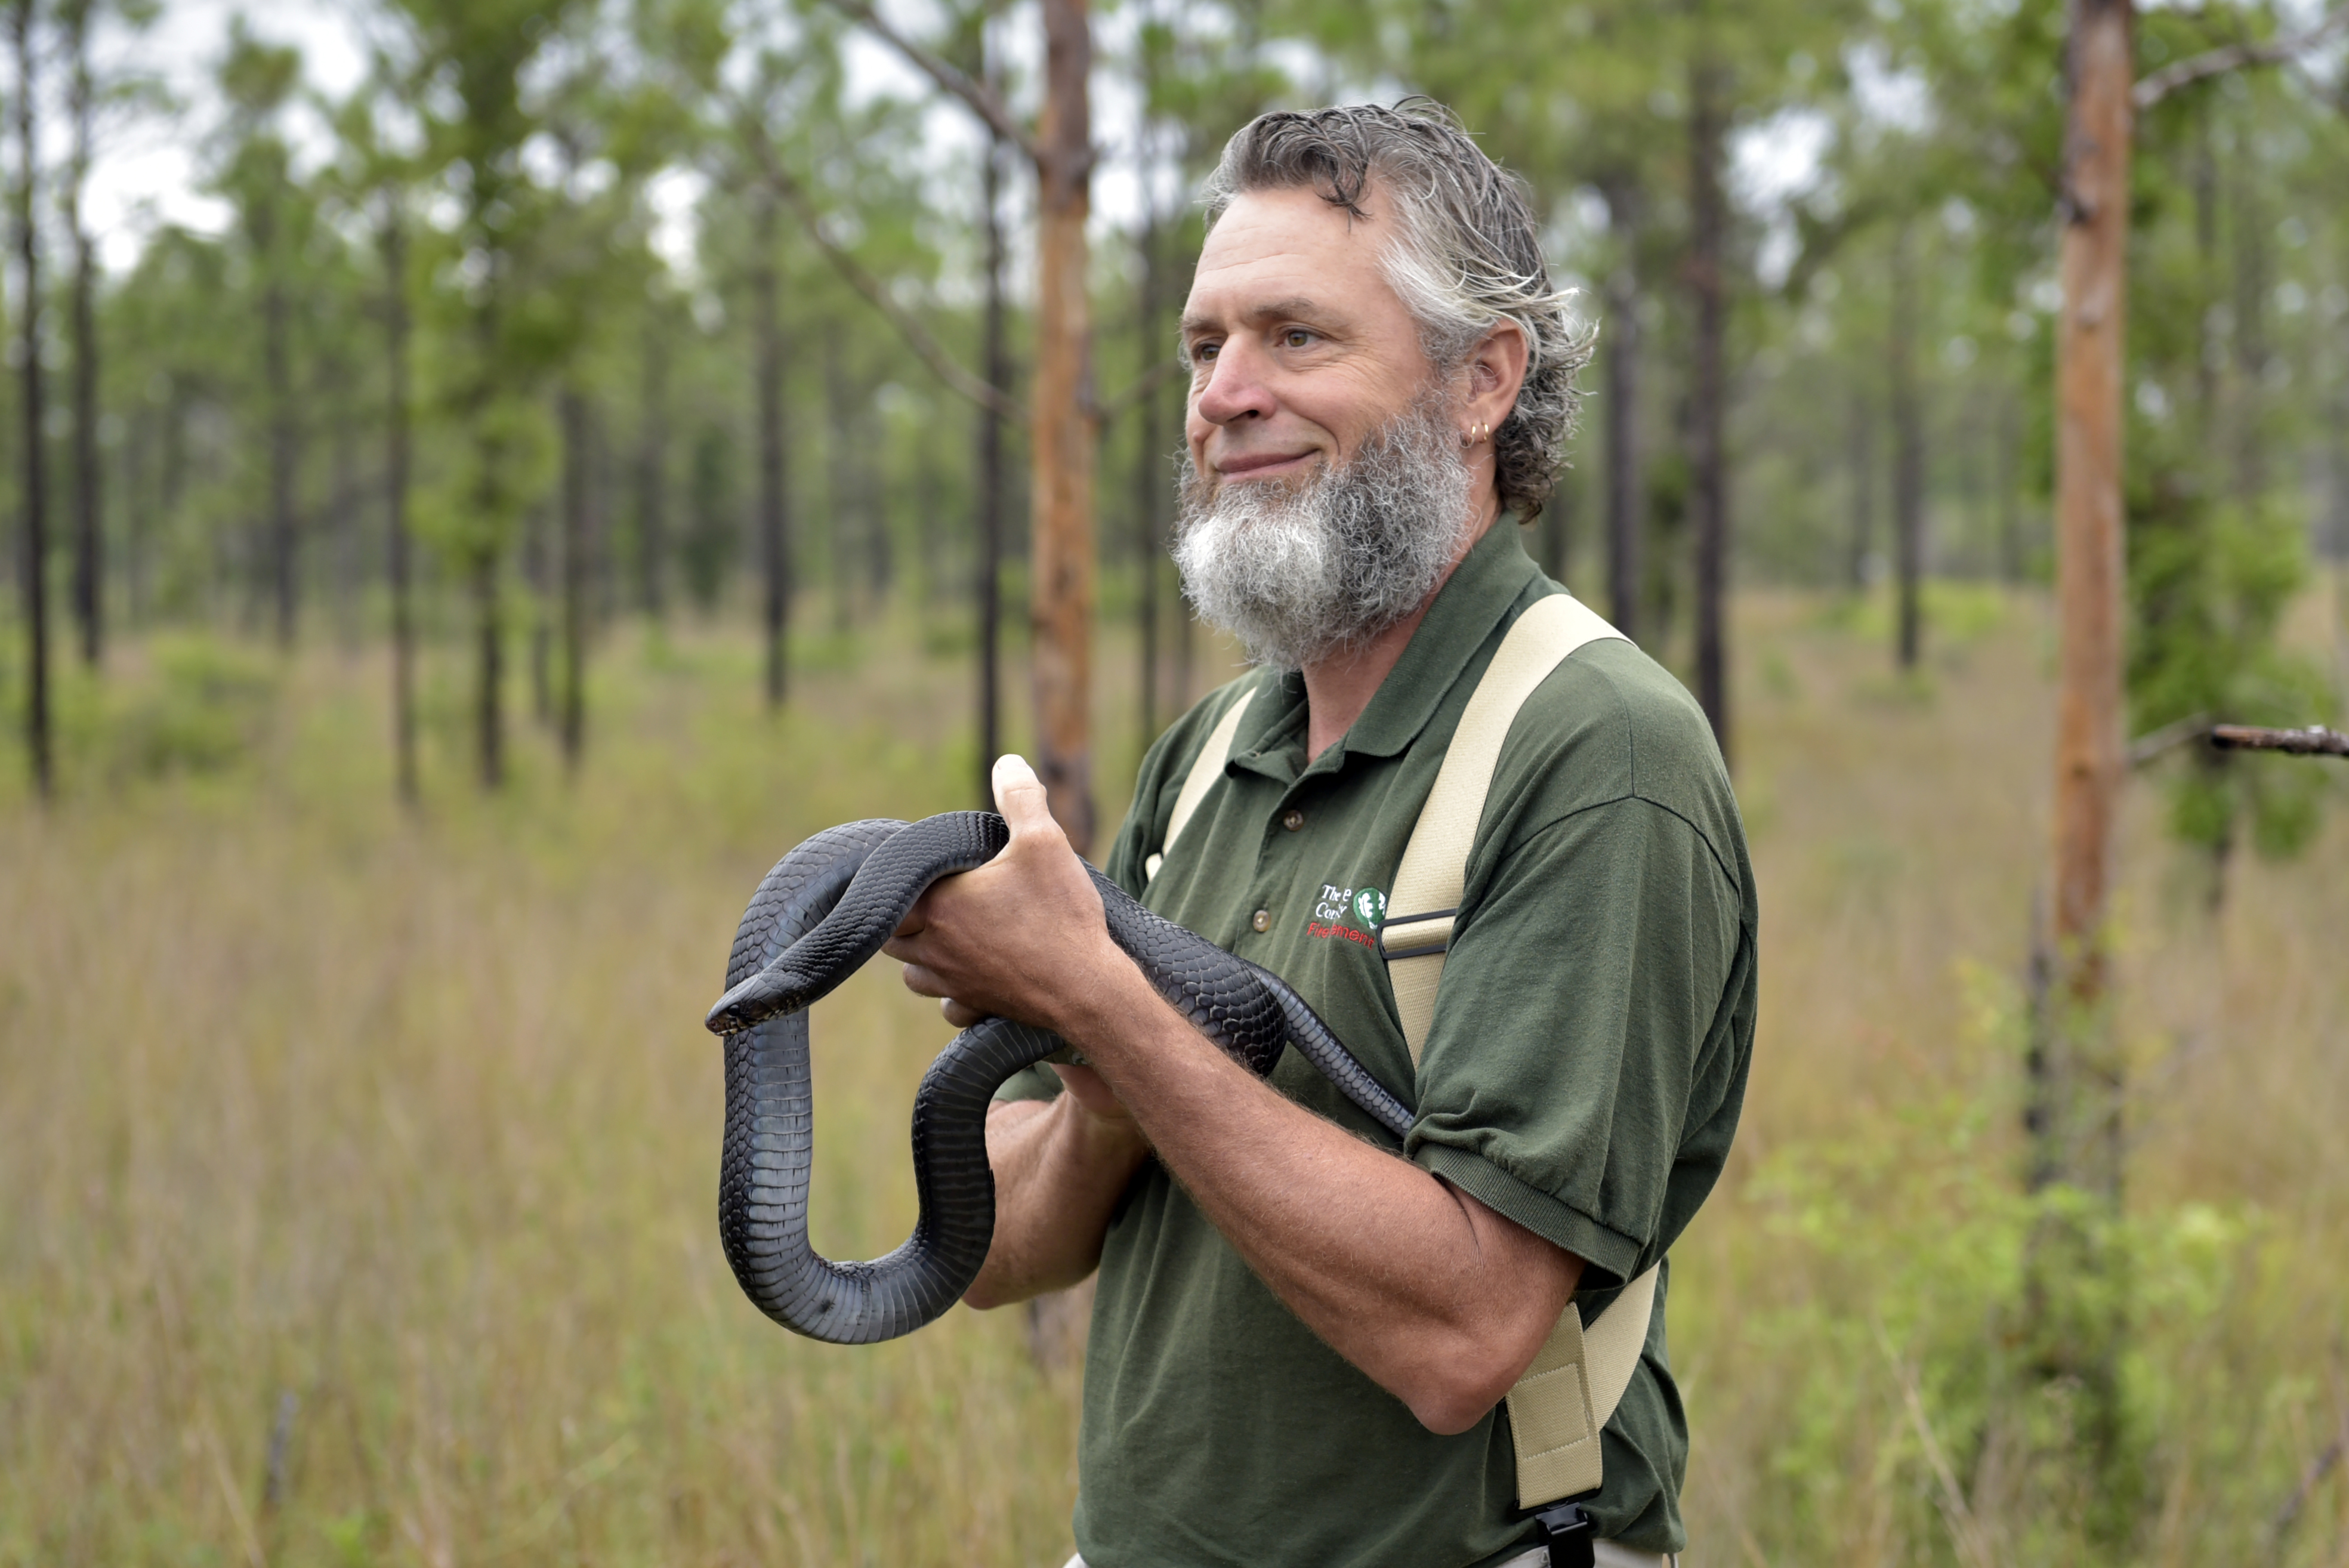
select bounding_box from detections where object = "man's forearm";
[1057,964,1580,1433]
[963,1092,1150,1310]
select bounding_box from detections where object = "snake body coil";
[705,811,1413,1344]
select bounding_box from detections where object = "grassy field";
[1,589,2344,1566]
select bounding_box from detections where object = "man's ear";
[1465,321,1531,412]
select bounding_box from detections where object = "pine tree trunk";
[469,236,508,791]
[1029,0,1098,852]
[126,406,151,629]
[1601,177,1643,640]
[861,400,890,607]
[384,209,418,808]
[1997,398,2024,585]
[14,0,52,798]
[473,549,504,790]
[1847,391,1874,590]
[1543,464,1572,586]
[2045,0,2132,1188]
[1134,205,1163,746]
[527,501,552,725]
[753,185,790,710]
[1686,49,1730,762]
[331,417,359,651]
[2231,151,2269,507]
[823,324,854,633]
[559,387,588,770]
[1891,221,1925,670]
[976,121,1009,806]
[65,22,101,670]
[638,321,669,621]
[2031,0,2134,1518]
[265,268,299,650]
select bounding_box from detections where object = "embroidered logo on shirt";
[1308,883,1385,948]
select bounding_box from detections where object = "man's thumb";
[991,753,1054,834]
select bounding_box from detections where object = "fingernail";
[994,753,1039,787]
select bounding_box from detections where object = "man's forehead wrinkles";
[1180,292,1348,335]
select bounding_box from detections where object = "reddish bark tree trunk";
[976,118,1009,807]
[1029,0,1097,852]
[2049,0,2133,1101]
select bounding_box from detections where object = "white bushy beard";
[1173,399,1473,672]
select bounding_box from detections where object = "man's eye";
[1194,341,1220,364]
[1282,328,1313,348]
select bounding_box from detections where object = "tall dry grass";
[0,590,2343,1566]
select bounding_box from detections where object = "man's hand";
[886,754,1123,1040]
[891,756,1153,1310]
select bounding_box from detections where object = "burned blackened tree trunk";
[64,2,101,668]
[14,0,53,797]
[559,387,589,769]
[261,212,299,649]
[637,316,669,622]
[382,205,418,807]
[823,322,855,633]
[1890,221,1925,670]
[1600,174,1644,640]
[1685,47,1730,762]
[752,182,791,710]
[1847,391,1874,589]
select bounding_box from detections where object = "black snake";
[702,811,1414,1344]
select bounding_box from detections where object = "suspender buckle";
[1527,1498,1597,1568]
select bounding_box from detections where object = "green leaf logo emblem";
[1353,887,1387,927]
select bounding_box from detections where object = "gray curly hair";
[1200,99,1594,521]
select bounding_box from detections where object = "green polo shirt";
[1003,519,1756,1566]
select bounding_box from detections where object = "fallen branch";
[2210,723,2349,757]
[2135,7,2349,108]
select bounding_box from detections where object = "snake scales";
[702,811,1414,1344]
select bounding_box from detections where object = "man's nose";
[1192,339,1276,426]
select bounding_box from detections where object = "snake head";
[704,964,817,1035]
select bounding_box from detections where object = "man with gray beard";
[887,102,1754,1568]
[1174,394,1472,672]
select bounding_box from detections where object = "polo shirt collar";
[1337,512,1542,760]
[1227,513,1543,780]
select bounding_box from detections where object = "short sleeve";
[1405,796,1746,1288]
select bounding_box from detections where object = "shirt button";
[1282,809,1304,831]
[1251,909,1272,933]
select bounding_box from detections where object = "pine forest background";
[3,0,2349,1564]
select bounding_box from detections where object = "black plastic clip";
[1528,1498,1596,1568]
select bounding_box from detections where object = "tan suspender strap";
[1379,592,1626,1063]
[1371,590,1648,1509]
[1505,1265,1659,1507]
[1144,683,1258,883]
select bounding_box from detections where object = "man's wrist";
[1045,941,1169,1071]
